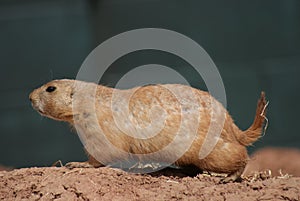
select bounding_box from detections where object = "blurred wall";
[0,0,299,168]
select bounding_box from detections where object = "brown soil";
[244,147,300,177]
[0,166,299,201]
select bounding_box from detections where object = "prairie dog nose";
[29,90,39,104]
[29,93,33,102]
[29,92,34,102]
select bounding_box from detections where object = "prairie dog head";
[29,79,76,122]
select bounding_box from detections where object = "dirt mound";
[0,165,12,172]
[0,167,299,201]
[244,147,300,177]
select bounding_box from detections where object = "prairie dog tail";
[237,92,268,146]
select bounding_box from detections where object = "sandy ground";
[0,166,299,201]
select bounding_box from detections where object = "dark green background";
[0,0,299,168]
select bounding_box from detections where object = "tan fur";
[29,79,267,182]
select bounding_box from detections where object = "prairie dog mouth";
[38,109,45,115]
[30,101,44,114]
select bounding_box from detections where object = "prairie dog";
[29,79,267,182]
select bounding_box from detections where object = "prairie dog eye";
[46,86,56,93]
